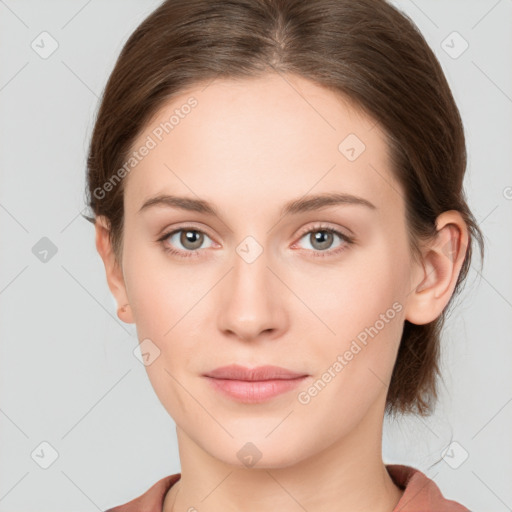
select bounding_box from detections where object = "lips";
[203,364,308,381]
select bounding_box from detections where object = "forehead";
[123,73,400,216]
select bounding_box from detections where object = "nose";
[216,246,288,342]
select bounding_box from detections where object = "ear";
[404,210,469,325]
[94,215,134,324]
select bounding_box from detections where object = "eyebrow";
[138,192,377,218]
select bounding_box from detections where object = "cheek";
[124,255,200,417]
[295,238,407,393]
[122,239,207,380]
[293,241,406,344]
[122,233,193,334]
[295,290,404,441]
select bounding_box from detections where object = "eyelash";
[157,223,354,259]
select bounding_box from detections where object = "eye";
[157,223,354,259]
[293,224,354,257]
[158,226,215,258]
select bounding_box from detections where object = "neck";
[164,398,403,512]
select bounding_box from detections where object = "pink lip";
[204,364,308,381]
[203,364,309,403]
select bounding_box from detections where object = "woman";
[85,0,485,510]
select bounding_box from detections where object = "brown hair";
[84,0,485,417]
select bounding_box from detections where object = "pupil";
[182,230,202,249]
[313,230,332,250]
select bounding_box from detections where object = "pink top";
[104,464,470,512]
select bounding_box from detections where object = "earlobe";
[404,211,468,325]
[94,215,134,324]
[117,303,132,323]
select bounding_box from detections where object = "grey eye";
[298,229,345,252]
[166,229,213,251]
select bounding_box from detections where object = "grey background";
[0,0,511,510]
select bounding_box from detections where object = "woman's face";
[104,73,422,467]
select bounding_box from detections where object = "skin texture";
[95,73,468,512]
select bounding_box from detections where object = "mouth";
[203,364,310,403]
[203,375,309,403]
[203,364,308,381]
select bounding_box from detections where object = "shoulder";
[103,466,468,512]
[387,464,470,512]
[104,473,181,512]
